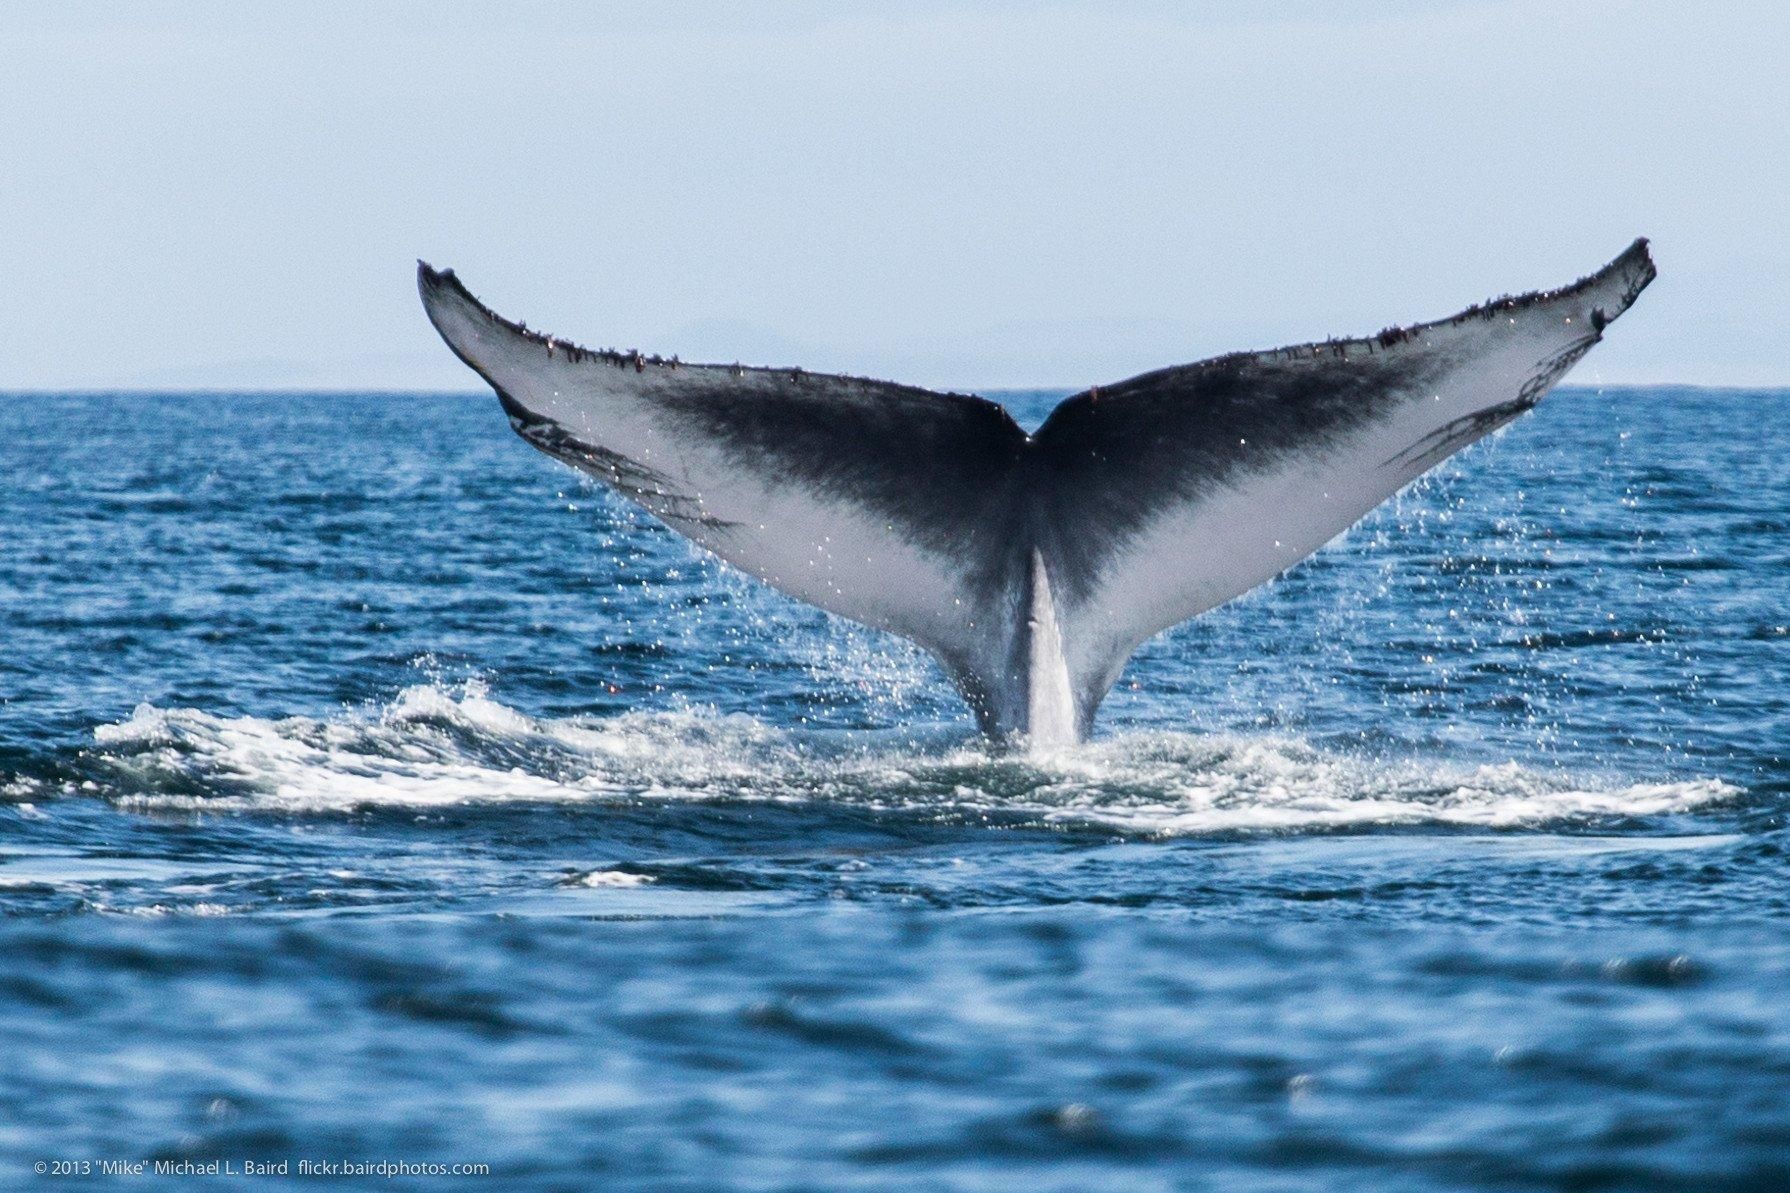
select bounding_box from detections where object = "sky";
[2,1,1786,391]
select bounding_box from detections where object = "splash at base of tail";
[418,240,1655,746]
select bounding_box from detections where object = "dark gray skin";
[419,239,1655,743]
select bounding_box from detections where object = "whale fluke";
[419,240,1655,746]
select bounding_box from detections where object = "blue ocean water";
[1,387,1786,1191]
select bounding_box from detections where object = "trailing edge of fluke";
[419,239,1655,748]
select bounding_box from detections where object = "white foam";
[91,683,1739,833]
[1006,739,1736,834]
[565,870,656,888]
[105,901,234,918]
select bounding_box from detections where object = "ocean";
[2,387,1786,1190]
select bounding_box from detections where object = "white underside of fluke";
[417,239,1655,746]
[1026,550,1077,754]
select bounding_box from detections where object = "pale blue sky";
[3,2,1785,390]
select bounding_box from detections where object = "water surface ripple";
[2,389,1786,1190]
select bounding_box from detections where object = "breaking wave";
[82,683,1737,835]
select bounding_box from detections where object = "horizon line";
[3,381,1786,398]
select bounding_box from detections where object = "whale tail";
[418,239,1654,746]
